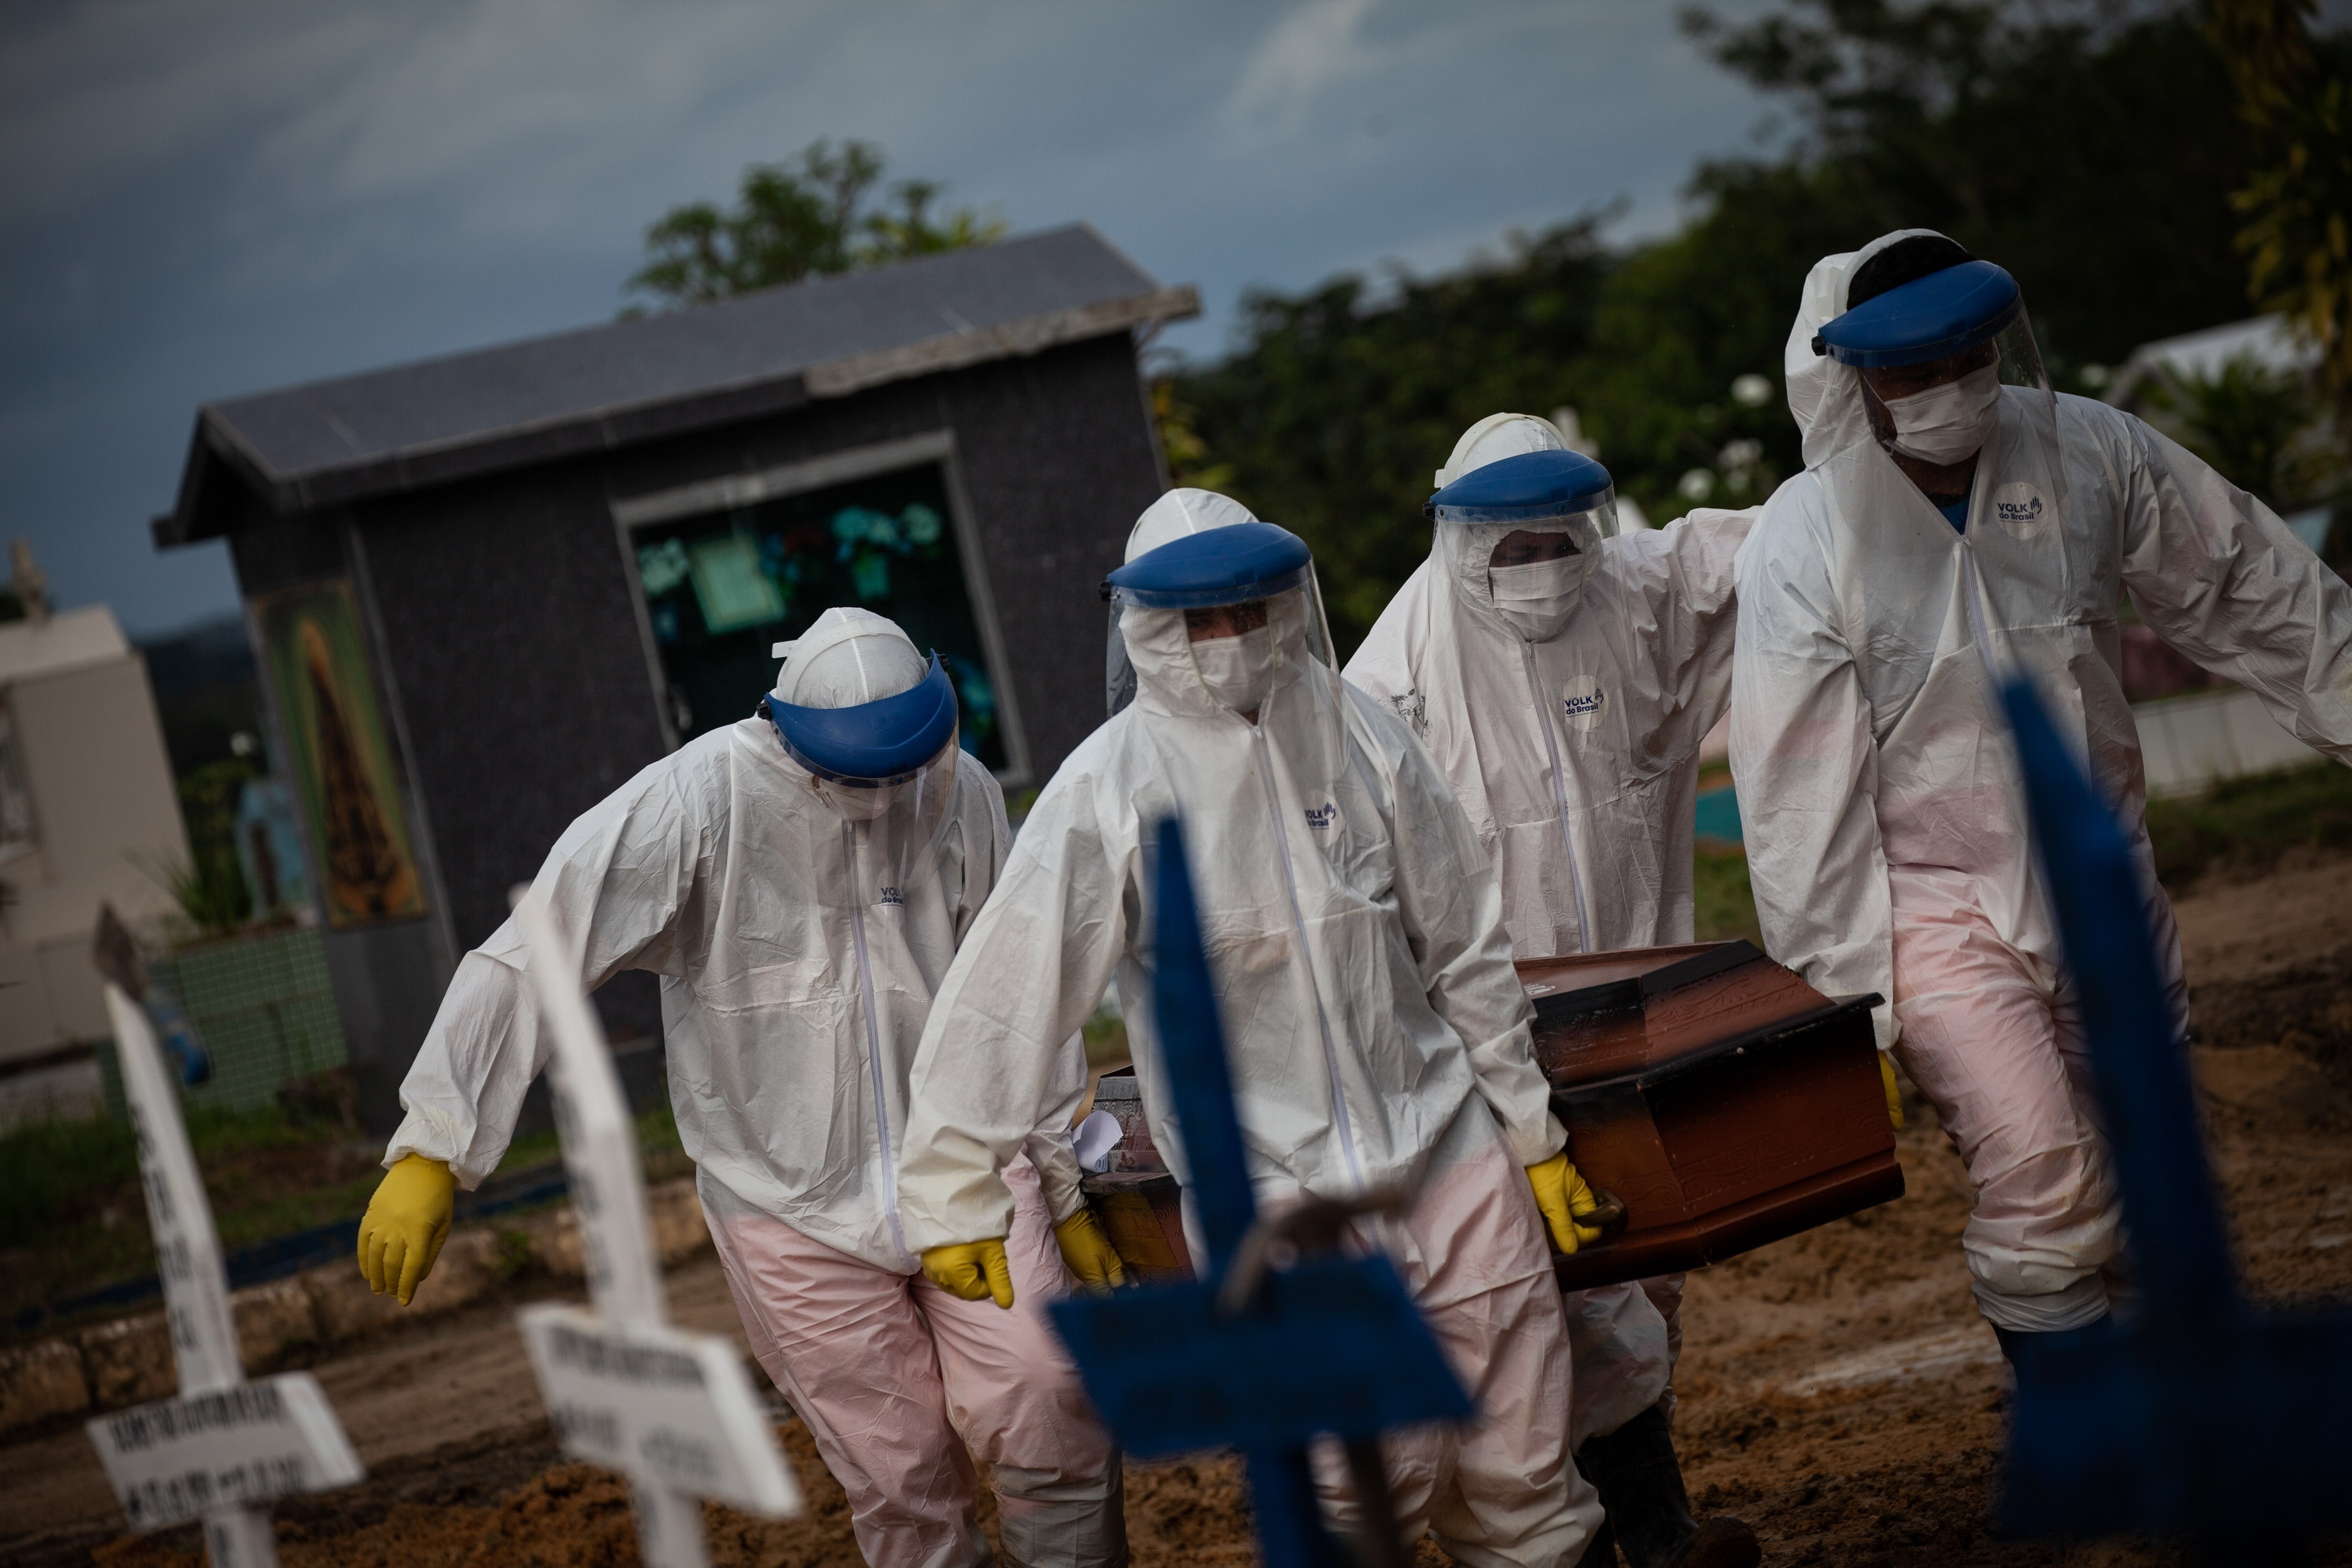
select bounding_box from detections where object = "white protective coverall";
[1345,415,1756,1439]
[1731,231,2352,1332]
[897,493,1604,1568]
[389,608,1121,1568]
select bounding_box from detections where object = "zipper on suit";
[1249,719,1365,1189]
[1519,637,1593,951]
[845,825,908,1259]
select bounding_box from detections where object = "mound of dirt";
[28,855,2352,1567]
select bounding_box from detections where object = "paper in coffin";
[1076,1070,1195,1281]
[1522,940,1902,1290]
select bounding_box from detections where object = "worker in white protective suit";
[1732,230,2352,1358]
[1347,417,1762,1568]
[897,492,1610,1568]
[354,608,1129,1568]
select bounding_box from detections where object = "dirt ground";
[7,854,2351,1567]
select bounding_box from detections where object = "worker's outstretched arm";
[2118,416,2352,761]
[1729,484,1898,1051]
[898,771,1130,1275]
[364,765,699,1300]
[1626,504,1757,747]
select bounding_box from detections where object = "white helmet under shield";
[765,608,962,908]
[1100,505,1351,833]
[1103,490,1337,716]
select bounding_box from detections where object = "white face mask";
[1487,556,1585,640]
[1878,363,2001,465]
[1191,625,1276,714]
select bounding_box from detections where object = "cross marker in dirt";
[84,906,366,1567]
[1998,682,2352,1563]
[510,891,802,1568]
[1051,821,1473,1568]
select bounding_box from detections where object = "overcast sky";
[0,0,1785,637]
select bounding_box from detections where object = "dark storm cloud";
[0,0,1773,633]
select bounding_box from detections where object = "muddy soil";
[8,856,2351,1565]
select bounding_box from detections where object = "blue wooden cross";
[1049,817,1474,1568]
[1997,680,2352,1562]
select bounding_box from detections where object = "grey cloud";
[0,0,1772,633]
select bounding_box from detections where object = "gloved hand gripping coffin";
[1523,940,1902,1290]
[1077,939,1900,1288]
[1077,1071,1196,1281]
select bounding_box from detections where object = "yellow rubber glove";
[1880,1052,1906,1131]
[921,1239,1015,1309]
[1526,1151,1607,1255]
[357,1154,455,1305]
[1052,1210,1128,1293]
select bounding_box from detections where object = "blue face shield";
[762,654,963,907]
[763,654,960,787]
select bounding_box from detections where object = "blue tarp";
[1695,785,1742,844]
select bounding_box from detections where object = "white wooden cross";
[511,891,803,1568]
[83,909,364,1567]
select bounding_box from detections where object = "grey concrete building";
[156,226,1195,1131]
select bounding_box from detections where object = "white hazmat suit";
[389,607,1122,1568]
[898,494,1604,1566]
[1347,415,1757,1448]
[1730,231,2352,1332]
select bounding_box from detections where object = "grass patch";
[1694,845,1762,945]
[0,1079,687,1339]
[2143,760,2352,890]
[1082,1004,1130,1071]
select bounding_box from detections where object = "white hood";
[1783,227,1953,469]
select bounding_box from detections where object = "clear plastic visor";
[1107,568,1339,717]
[1434,499,1615,633]
[1435,498,1616,564]
[1850,312,2058,501]
[791,730,962,909]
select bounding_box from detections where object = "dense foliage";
[1167,1,2304,654]
[2212,0,2352,421]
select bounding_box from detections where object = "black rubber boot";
[1572,1510,1617,1567]
[1992,1315,2112,1375]
[1575,1402,1760,1568]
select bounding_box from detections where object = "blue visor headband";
[1813,259,2023,369]
[1101,521,1314,609]
[764,653,958,786]
[1425,448,1614,526]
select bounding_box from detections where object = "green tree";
[2209,0,2352,426]
[2140,356,2339,507]
[1168,221,1615,645]
[1167,1,2292,654]
[628,139,1006,309]
[155,757,257,940]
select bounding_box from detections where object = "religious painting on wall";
[625,457,1019,774]
[255,581,426,928]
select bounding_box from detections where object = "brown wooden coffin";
[1522,939,1903,1291]
[1078,1071,1196,1282]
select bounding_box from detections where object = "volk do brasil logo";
[1560,679,1607,732]
[1991,482,2049,539]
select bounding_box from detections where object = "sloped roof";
[156,225,1195,545]
[2102,314,2319,411]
